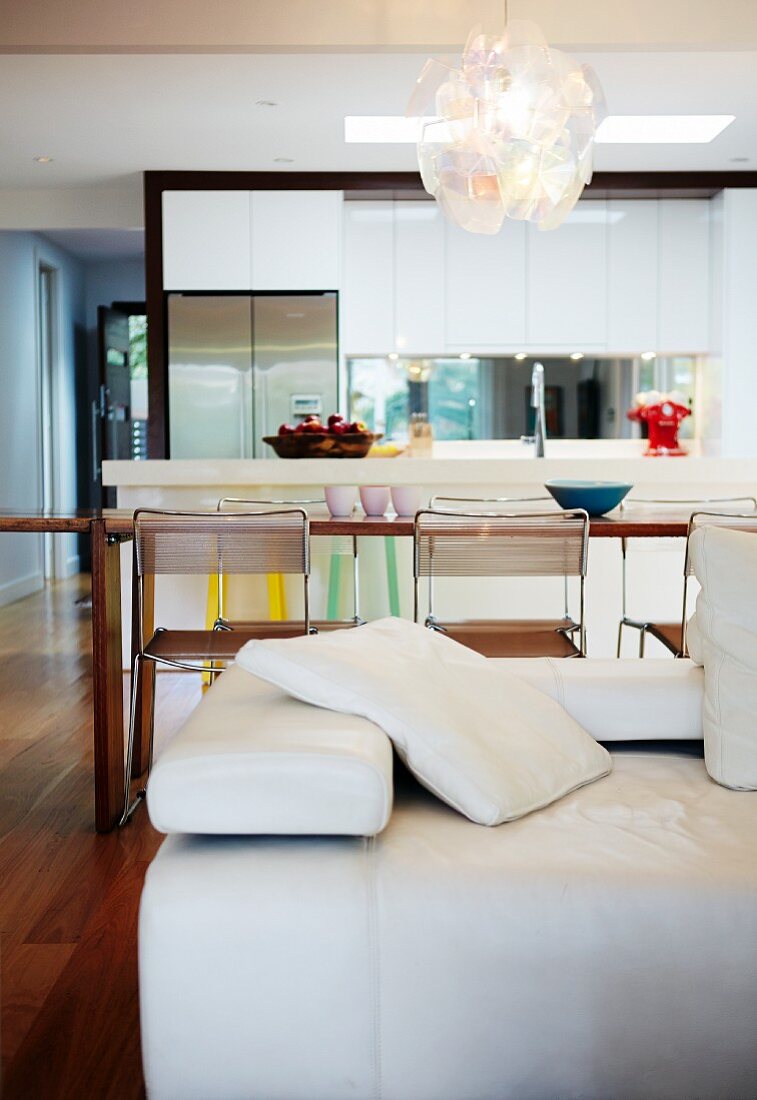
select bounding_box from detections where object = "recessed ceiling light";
[459,353,471,360]
[345,114,735,146]
[514,353,527,361]
[570,352,584,361]
[596,115,734,144]
[255,100,278,108]
[641,351,657,361]
[388,352,399,361]
[33,155,53,163]
[274,157,294,164]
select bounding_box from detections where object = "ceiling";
[41,228,144,260]
[0,49,755,193]
[3,0,757,51]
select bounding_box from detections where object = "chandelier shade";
[408,20,606,234]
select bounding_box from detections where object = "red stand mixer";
[627,391,691,457]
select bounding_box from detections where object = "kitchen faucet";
[531,361,546,457]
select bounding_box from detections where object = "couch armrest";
[147,664,393,836]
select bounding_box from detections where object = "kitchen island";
[103,440,757,660]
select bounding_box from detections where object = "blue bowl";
[544,479,633,517]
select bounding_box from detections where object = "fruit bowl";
[263,432,383,459]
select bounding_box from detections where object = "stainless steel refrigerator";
[167,292,338,458]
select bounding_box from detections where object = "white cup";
[324,485,357,517]
[390,485,422,517]
[359,485,390,517]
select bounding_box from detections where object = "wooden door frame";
[144,169,757,459]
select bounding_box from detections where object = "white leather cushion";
[687,525,757,790]
[236,617,612,827]
[492,658,704,741]
[146,664,393,835]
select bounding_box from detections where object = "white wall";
[715,189,757,458]
[84,257,145,325]
[0,231,85,604]
[0,182,143,230]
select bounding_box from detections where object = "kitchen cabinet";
[342,201,394,354]
[658,199,710,352]
[607,199,658,353]
[444,219,527,350]
[526,202,608,349]
[394,202,445,354]
[162,190,251,290]
[250,190,343,291]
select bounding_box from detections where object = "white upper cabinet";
[526,202,608,349]
[250,190,343,291]
[607,199,658,353]
[658,199,710,352]
[163,190,252,290]
[444,219,527,350]
[394,203,446,354]
[342,202,394,355]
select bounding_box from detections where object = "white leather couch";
[139,659,757,1100]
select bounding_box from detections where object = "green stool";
[326,536,400,620]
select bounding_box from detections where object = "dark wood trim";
[143,168,757,458]
[146,169,757,196]
[145,172,167,458]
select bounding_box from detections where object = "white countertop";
[103,438,757,493]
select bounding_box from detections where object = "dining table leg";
[130,566,155,779]
[90,519,126,832]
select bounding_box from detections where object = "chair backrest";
[621,495,757,515]
[133,509,310,578]
[414,509,589,579]
[429,494,554,511]
[217,496,324,512]
[684,510,757,576]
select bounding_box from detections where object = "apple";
[301,419,327,434]
[327,413,344,428]
[278,423,295,436]
[347,421,368,434]
[329,421,349,435]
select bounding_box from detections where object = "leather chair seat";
[438,618,580,657]
[143,621,353,662]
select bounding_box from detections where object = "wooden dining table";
[0,506,696,831]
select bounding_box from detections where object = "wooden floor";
[0,575,202,1098]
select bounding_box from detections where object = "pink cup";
[390,485,422,516]
[324,485,357,517]
[359,485,390,516]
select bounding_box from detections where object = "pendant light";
[407,7,606,234]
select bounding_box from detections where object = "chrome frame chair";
[121,507,310,824]
[216,496,363,627]
[679,509,757,657]
[427,495,558,627]
[617,496,757,657]
[413,507,590,657]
